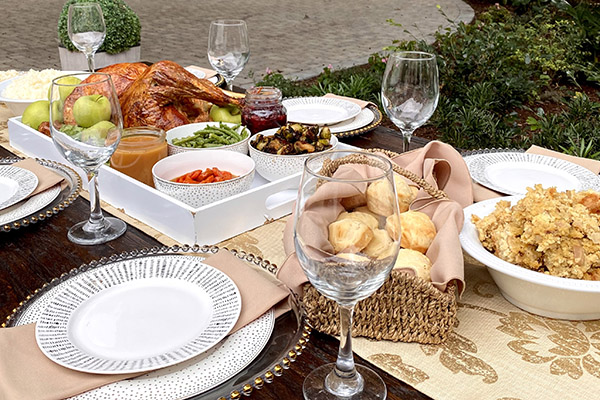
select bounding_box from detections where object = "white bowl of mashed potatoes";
[460,186,600,320]
[0,69,84,116]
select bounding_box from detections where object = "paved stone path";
[1,0,473,87]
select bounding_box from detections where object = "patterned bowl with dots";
[166,122,250,156]
[248,129,339,181]
[152,150,255,209]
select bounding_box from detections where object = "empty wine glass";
[382,51,440,153]
[68,2,106,72]
[49,72,126,245]
[294,150,401,399]
[208,19,250,90]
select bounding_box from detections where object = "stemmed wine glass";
[381,51,440,153]
[208,19,250,91]
[294,150,401,399]
[49,72,126,245]
[68,2,107,72]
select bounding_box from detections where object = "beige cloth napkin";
[472,145,600,202]
[0,250,289,400]
[12,158,65,198]
[277,141,471,296]
[185,65,218,80]
[323,93,375,109]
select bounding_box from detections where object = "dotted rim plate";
[283,97,362,125]
[0,165,38,210]
[464,151,600,195]
[35,255,242,374]
[0,184,60,225]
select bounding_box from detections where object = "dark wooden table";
[0,127,433,400]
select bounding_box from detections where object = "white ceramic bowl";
[166,122,250,156]
[248,128,339,181]
[460,195,600,320]
[0,71,86,116]
[152,150,255,208]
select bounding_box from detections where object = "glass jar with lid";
[241,86,287,134]
[110,127,168,187]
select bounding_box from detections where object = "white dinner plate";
[283,97,362,125]
[0,183,61,225]
[464,151,600,195]
[329,107,375,133]
[36,255,242,374]
[0,166,38,210]
[184,66,207,79]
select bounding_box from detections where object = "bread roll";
[394,248,432,281]
[328,219,374,253]
[394,173,417,213]
[336,211,379,230]
[363,228,394,258]
[336,253,371,263]
[399,211,436,253]
[366,179,396,216]
[340,193,367,210]
[385,214,400,241]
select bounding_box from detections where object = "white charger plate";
[461,196,600,320]
[184,66,207,79]
[0,166,38,210]
[329,107,375,133]
[464,151,600,195]
[0,183,61,225]
[36,255,242,374]
[283,97,361,125]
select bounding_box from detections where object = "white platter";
[36,255,242,374]
[461,196,600,320]
[184,66,207,79]
[0,165,38,210]
[329,107,375,133]
[283,97,362,125]
[0,183,61,225]
[464,151,600,195]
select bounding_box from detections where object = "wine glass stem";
[85,52,95,72]
[225,79,234,91]
[402,130,413,153]
[86,170,106,231]
[325,303,363,396]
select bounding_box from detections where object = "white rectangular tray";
[8,117,305,244]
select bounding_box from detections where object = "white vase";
[58,45,141,70]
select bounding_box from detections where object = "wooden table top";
[0,127,433,400]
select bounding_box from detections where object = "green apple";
[22,100,50,130]
[80,120,116,144]
[47,76,82,102]
[72,94,112,128]
[51,100,64,124]
[210,104,242,124]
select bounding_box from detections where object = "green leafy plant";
[58,0,141,54]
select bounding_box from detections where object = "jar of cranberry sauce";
[242,86,287,134]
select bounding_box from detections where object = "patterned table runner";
[2,104,598,400]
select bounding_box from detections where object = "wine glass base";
[303,363,386,400]
[67,217,126,245]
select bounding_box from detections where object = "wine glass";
[68,2,107,72]
[49,72,126,245]
[294,150,401,399]
[207,19,250,91]
[381,51,440,153]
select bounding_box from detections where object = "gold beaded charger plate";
[0,157,81,232]
[332,104,383,138]
[5,246,309,400]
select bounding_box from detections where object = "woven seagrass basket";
[302,148,458,344]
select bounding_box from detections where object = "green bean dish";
[172,123,249,148]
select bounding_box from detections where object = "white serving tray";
[8,117,307,244]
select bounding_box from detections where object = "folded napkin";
[323,93,375,109]
[185,65,218,80]
[472,145,600,202]
[0,250,289,400]
[11,158,65,198]
[277,141,471,297]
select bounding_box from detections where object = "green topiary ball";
[58,0,141,54]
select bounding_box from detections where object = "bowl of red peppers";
[152,149,255,208]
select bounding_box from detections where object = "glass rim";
[303,150,394,183]
[51,72,111,87]
[210,19,247,27]
[389,51,436,61]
